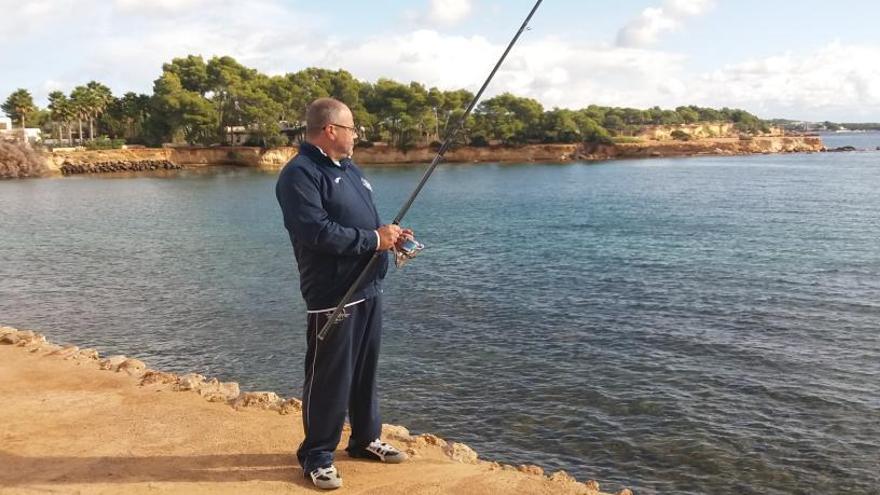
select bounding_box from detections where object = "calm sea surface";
[2,137,879,494]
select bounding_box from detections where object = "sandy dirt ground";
[0,328,616,495]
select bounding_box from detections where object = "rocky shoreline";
[27,135,826,178]
[0,324,630,494]
[60,159,182,175]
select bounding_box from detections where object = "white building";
[0,116,42,144]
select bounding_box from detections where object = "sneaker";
[308,465,342,490]
[350,439,408,463]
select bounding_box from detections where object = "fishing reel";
[393,235,425,268]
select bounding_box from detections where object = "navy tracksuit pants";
[296,296,383,473]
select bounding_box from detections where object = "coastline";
[35,135,825,176]
[0,325,624,495]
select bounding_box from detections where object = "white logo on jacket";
[334,177,342,184]
[361,177,373,191]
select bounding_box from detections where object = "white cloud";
[617,0,713,47]
[664,0,713,17]
[427,0,473,25]
[84,0,317,91]
[321,30,497,90]
[3,0,878,122]
[317,31,880,121]
[113,0,210,14]
[0,0,78,42]
[321,30,685,109]
[693,42,880,120]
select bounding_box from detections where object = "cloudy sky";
[2,0,878,122]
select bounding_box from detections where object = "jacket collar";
[299,141,348,169]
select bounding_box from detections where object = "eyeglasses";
[327,123,358,134]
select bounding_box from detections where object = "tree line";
[3,55,772,149]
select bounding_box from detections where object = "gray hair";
[306,98,348,135]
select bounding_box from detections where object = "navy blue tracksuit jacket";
[276,142,389,473]
[276,142,389,309]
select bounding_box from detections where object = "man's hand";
[395,228,415,249]
[377,224,402,251]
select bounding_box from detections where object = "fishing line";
[319,0,544,340]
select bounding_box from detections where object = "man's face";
[330,108,357,157]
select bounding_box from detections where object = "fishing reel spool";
[393,236,424,268]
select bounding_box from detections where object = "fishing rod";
[318,0,544,341]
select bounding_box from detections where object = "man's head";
[305,97,358,160]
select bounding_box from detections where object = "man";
[276,97,410,490]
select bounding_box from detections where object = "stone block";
[517,464,544,476]
[443,442,479,464]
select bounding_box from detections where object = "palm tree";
[85,81,113,140]
[2,89,37,143]
[70,86,91,144]
[47,91,69,143]
[63,99,75,145]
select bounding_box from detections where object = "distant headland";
[0,54,838,179]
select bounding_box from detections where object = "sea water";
[1,140,879,494]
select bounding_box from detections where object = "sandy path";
[0,329,612,495]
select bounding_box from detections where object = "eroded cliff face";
[350,136,822,165]
[634,123,785,141]
[352,143,581,166]
[611,136,824,158]
[43,147,297,175]
[41,136,824,175]
[45,148,171,174]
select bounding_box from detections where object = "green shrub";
[611,136,644,144]
[670,130,691,141]
[470,135,490,147]
[84,136,125,150]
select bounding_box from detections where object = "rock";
[99,355,128,371]
[617,489,634,495]
[278,398,302,414]
[443,442,479,464]
[584,480,601,493]
[381,424,412,442]
[196,377,220,393]
[550,470,576,483]
[517,464,544,476]
[48,345,80,359]
[199,380,241,402]
[9,330,45,347]
[412,433,447,448]
[141,370,179,386]
[176,373,206,391]
[216,382,240,401]
[502,464,517,472]
[232,392,282,411]
[117,358,146,375]
[0,326,17,336]
[74,348,100,360]
[32,343,62,354]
